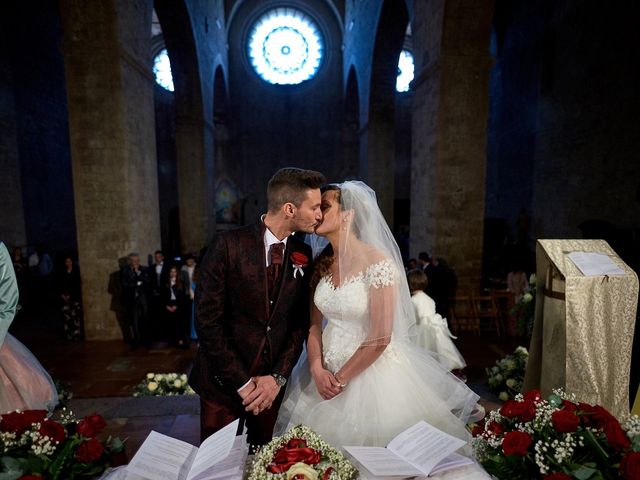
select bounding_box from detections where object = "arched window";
[153,48,174,92]
[396,50,414,93]
[247,8,324,85]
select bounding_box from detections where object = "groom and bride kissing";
[189,167,482,452]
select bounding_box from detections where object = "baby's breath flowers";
[248,425,357,480]
[132,372,194,396]
[472,389,640,479]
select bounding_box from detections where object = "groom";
[190,167,325,447]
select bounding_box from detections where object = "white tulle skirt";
[275,340,479,449]
[0,334,58,414]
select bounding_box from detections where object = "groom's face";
[290,188,322,233]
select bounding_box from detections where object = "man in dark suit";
[190,167,325,447]
[120,253,151,348]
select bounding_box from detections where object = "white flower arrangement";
[132,372,195,397]
[486,346,528,401]
[247,425,358,480]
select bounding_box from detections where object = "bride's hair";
[311,184,340,289]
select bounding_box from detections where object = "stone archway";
[364,0,409,225]
[154,0,216,253]
[341,66,360,179]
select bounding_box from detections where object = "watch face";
[272,374,286,386]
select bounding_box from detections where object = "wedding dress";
[275,181,480,449]
[0,241,57,414]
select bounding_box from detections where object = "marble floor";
[8,308,525,458]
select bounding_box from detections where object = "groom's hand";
[243,375,280,415]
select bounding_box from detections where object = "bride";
[275,181,481,448]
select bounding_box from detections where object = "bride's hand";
[311,367,343,400]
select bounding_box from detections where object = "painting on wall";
[215,176,241,224]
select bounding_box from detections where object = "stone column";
[410,0,494,292]
[364,106,395,225]
[0,63,27,248]
[60,0,160,339]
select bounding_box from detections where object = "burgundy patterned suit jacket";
[189,222,312,400]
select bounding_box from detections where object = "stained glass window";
[247,8,324,85]
[153,48,174,92]
[396,50,414,93]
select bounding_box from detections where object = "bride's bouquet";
[247,425,358,480]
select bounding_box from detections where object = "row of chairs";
[448,289,514,336]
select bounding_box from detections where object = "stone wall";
[486,0,640,270]
[1,2,76,255]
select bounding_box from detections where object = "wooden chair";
[472,292,503,336]
[491,287,513,330]
[448,295,480,335]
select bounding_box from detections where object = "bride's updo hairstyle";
[311,184,341,289]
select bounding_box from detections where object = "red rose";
[39,420,67,443]
[18,476,44,480]
[471,425,484,437]
[620,451,640,480]
[603,419,631,451]
[267,442,321,473]
[561,400,578,412]
[323,467,334,480]
[290,252,308,267]
[77,414,107,437]
[487,421,505,435]
[552,410,580,433]
[500,399,536,422]
[523,389,542,403]
[501,431,532,456]
[76,437,105,463]
[544,473,572,480]
[286,438,308,449]
[0,410,47,433]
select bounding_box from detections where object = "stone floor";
[8,308,526,459]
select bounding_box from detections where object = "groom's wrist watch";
[271,373,287,387]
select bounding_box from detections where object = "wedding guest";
[163,264,190,348]
[58,256,84,341]
[181,254,197,342]
[121,253,151,348]
[0,241,58,413]
[407,269,465,371]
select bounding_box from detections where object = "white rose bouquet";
[486,346,529,401]
[132,372,195,397]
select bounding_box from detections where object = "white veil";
[334,181,416,345]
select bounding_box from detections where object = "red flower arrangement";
[472,389,640,479]
[248,424,357,480]
[0,409,125,479]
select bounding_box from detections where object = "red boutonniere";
[290,252,309,278]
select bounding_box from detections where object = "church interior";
[2,0,640,465]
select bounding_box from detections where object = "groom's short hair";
[267,168,326,212]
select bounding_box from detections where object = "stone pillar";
[60,0,160,339]
[410,0,494,292]
[365,107,395,225]
[0,62,27,248]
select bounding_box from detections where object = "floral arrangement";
[0,408,125,479]
[511,273,537,337]
[472,389,640,479]
[247,424,358,480]
[486,346,529,401]
[132,372,195,397]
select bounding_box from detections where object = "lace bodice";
[314,259,396,371]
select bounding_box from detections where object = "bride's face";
[315,189,343,237]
